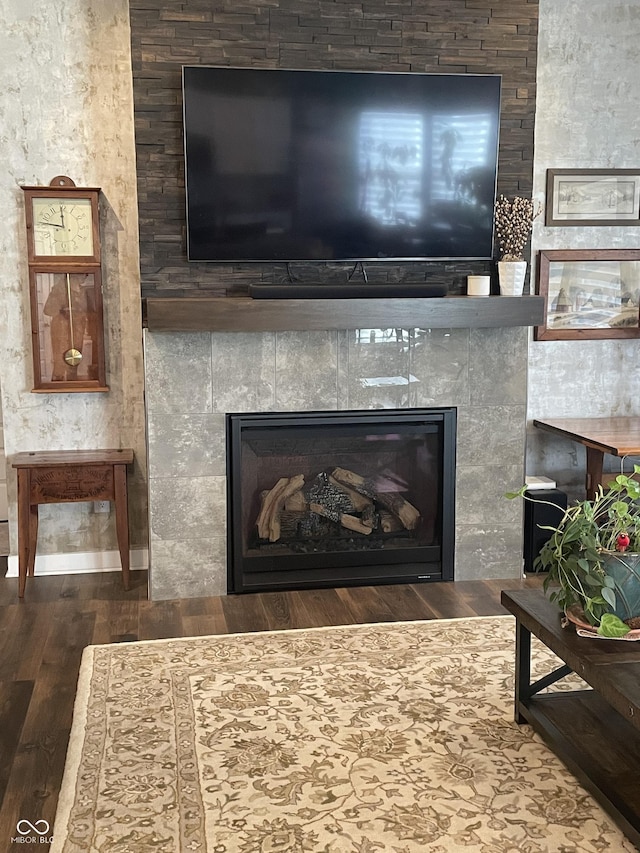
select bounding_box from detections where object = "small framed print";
[535,249,640,341]
[545,169,640,226]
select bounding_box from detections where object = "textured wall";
[145,326,528,599]
[527,0,640,498]
[129,0,539,298]
[2,0,636,586]
[0,1,147,562]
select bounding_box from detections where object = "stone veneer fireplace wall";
[144,324,527,600]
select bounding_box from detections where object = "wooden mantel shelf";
[145,295,545,332]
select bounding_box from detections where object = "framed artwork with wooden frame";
[534,249,640,341]
[546,169,640,226]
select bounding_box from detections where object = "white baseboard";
[6,548,149,578]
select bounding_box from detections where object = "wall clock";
[22,175,100,264]
[22,177,108,392]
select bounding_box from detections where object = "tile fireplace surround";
[143,325,528,600]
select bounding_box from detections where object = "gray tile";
[346,329,412,409]
[149,475,225,541]
[410,328,470,407]
[469,327,528,406]
[211,332,275,413]
[147,413,225,478]
[144,331,213,414]
[275,331,339,410]
[457,405,526,468]
[149,537,226,600]
[456,464,524,525]
[454,525,524,580]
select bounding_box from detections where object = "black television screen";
[182,66,501,263]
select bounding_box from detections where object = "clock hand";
[59,206,65,228]
[38,220,64,228]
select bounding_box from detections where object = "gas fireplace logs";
[331,467,421,531]
[256,474,305,542]
[255,467,421,543]
[309,502,372,535]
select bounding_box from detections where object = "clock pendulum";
[63,273,83,368]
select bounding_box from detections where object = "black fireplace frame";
[226,408,456,594]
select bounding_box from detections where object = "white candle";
[467,275,491,296]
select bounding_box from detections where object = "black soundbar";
[248,283,448,299]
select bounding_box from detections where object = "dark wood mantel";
[145,295,545,332]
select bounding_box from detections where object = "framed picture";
[535,249,640,340]
[545,169,640,226]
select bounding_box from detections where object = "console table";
[501,588,640,846]
[533,416,640,499]
[12,449,134,598]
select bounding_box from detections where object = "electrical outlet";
[93,501,110,513]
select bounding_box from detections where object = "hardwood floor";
[0,570,544,846]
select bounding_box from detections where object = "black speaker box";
[523,488,568,573]
[248,283,448,299]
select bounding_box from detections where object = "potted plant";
[508,466,640,637]
[494,195,541,295]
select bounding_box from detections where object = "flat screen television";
[182,66,501,263]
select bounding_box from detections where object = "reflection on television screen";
[183,67,502,263]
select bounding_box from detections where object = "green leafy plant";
[507,466,640,634]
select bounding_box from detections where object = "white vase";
[498,260,527,296]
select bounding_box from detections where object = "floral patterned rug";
[51,616,636,852]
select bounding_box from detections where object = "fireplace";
[144,325,528,601]
[226,408,456,593]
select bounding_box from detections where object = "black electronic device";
[248,282,448,299]
[182,66,502,264]
[523,488,568,573]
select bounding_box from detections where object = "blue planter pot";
[603,552,640,621]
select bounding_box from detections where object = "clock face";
[32,196,94,257]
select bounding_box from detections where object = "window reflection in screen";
[358,110,497,230]
[358,111,423,226]
[431,113,496,208]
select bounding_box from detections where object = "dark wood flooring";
[0,570,544,847]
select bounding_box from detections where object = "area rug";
[51,616,636,852]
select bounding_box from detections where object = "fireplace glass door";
[227,408,456,593]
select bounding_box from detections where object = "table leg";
[17,469,36,598]
[28,504,38,577]
[586,446,604,500]
[514,618,531,725]
[113,464,131,591]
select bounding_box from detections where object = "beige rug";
[51,617,636,852]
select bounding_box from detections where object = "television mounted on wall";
[182,66,501,264]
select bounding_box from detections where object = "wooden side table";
[12,449,134,598]
[533,417,640,500]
